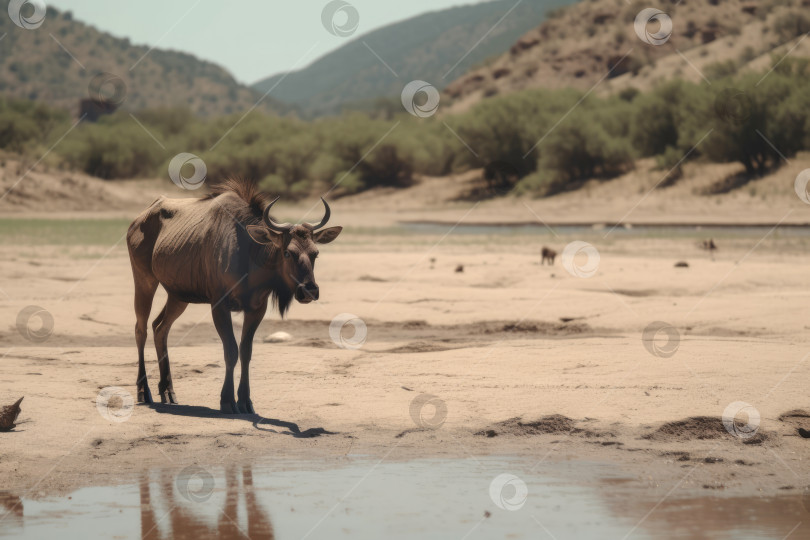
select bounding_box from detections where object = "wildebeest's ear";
[313,226,342,244]
[246,225,284,248]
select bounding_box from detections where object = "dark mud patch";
[476,320,592,336]
[778,409,810,436]
[475,415,613,438]
[358,275,388,282]
[606,289,658,297]
[297,338,333,348]
[384,342,458,354]
[402,320,429,329]
[395,427,432,439]
[778,409,810,421]
[692,327,758,338]
[643,416,772,445]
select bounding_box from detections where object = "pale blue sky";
[46,0,487,85]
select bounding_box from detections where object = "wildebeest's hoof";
[237,400,255,414]
[138,387,153,404]
[160,390,178,404]
[220,401,238,414]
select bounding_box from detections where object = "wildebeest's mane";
[205,177,273,219]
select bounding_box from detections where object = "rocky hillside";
[0,6,283,117]
[252,0,576,118]
[444,0,810,111]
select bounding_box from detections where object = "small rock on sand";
[674,261,689,268]
[264,331,292,343]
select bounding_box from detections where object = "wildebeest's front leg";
[211,305,240,414]
[237,303,268,414]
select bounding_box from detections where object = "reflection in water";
[0,492,23,530]
[1,459,808,539]
[139,465,274,540]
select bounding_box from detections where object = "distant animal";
[674,261,689,268]
[127,178,342,414]
[700,238,717,260]
[0,397,23,431]
[701,238,717,251]
[541,247,557,265]
[455,264,464,273]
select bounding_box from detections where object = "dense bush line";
[2,58,810,198]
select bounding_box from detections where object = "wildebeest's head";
[246,197,342,304]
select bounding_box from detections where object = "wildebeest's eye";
[284,250,291,258]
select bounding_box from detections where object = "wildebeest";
[126,178,342,414]
[541,246,556,265]
[701,238,717,251]
[700,238,718,260]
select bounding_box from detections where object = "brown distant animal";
[541,247,557,265]
[0,397,23,431]
[701,238,717,251]
[126,179,342,414]
[701,238,718,260]
[455,264,464,273]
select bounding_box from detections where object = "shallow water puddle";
[401,222,810,238]
[0,458,806,539]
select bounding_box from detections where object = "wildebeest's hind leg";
[134,276,158,404]
[237,304,268,414]
[152,294,188,404]
[211,305,240,414]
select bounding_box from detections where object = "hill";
[0,6,283,117]
[252,0,576,118]
[444,0,810,111]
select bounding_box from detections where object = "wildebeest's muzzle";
[295,282,319,303]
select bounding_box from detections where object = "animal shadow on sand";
[148,403,334,438]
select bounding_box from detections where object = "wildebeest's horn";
[306,198,331,230]
[263,196,292,233]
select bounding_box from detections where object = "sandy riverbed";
[1,218,809,500]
